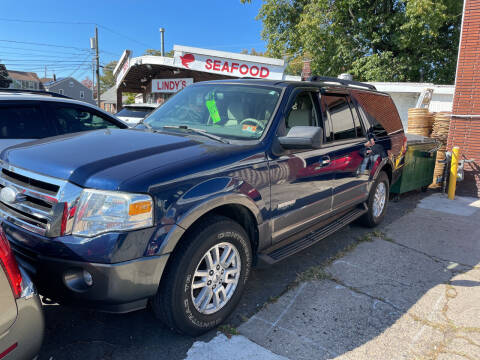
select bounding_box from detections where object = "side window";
[80,91,85,99]
[58,89,64,95]
[52,106,119,135]
[324,94,356,141]
[285,91,318,132]
[0,106,54,139]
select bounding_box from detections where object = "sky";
[0,0,266,81]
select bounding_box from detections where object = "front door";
[269,89,335,244]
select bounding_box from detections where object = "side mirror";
[278,126,323,150]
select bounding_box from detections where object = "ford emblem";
[0,186,21,204]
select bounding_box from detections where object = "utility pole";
[159,28,165,56]
[95,26,100,107]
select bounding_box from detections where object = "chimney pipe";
[159,28,165,56]
[53,73,56,81]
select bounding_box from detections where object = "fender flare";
[158,193,263,255]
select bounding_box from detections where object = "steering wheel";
[181,107,202,123]
[239,118,265,132]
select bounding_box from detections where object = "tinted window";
[285,91,318,132]
[0,106,54,139]
[116,108,152,119]
[351,104,365,137]
[53,106,119,135]
[351,90,402,137]
[324,95,356,141]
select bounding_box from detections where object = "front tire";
[360,171,389,227]
[152,216,252,336]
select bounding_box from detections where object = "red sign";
[151,78,194,93]
[204,59,270,78]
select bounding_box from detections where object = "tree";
[0,63,12,88]
[240,48,265,56]
[144,49,174,57]
[125,92,136,104]
[245,0,462,84]
[99,60,117,93]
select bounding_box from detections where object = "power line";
[97,24,151,48]
[0,17,95,25]
[0,45,89,56]
[0,39,90,51]
[68,53,92,78]
[0,17,152,49]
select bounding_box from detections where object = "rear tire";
[360,171,389,227]
[152,216,252,336]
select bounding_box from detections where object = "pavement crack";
[329,277,403,312]
[381,236,475,270]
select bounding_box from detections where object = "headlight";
[72,189,153,237]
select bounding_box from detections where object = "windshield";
[143,84,281,140]
[116,108,152,118]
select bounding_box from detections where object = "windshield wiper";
[162,125,229,144]
[135,119,155,131]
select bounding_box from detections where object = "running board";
[259,205,367,264]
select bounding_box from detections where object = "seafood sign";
[180,54,195,68]
[173,46,286,80]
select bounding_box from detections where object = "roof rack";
[0,89,71,99]
[308,76,376,90]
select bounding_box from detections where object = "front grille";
[0,163,82,237]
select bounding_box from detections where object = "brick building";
[448,0,480,197]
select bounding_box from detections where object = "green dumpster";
[390,134,439,194]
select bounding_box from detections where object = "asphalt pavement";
[38,191,426,360]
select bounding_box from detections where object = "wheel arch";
[159,194,263,260]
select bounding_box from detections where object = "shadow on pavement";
[38,190,428,360]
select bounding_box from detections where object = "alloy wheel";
[190,242,241,315]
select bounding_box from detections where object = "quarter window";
[0,106,54,139]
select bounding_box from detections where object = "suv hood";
[1,129,242,191]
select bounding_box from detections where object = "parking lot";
[38,192,425,360]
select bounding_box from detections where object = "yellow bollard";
[448,146,460,200]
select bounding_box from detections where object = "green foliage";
[124,92,136,105]
[0,63,12,88]
[252,0,462,84]
[144,49,174,57]
[100,60,118,93]
[240,48,265,56]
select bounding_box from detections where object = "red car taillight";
[0,227,22,299]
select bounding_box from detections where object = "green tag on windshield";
[206,99,221,124]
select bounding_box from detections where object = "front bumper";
[13,243,169,313]
[3,219,171,313]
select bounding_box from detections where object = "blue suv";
[0,77,405,335]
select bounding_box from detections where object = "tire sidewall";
[368,172,389,225]
[173,220,252,333]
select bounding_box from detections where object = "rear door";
[321,92,370,211]
[0,101,56,141]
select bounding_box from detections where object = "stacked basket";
[430,112,451,187]
[407,108,434,137]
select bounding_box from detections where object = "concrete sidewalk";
[228,193,480,360]
[239,194,480,359]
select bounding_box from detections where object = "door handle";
[321,156,331,166]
